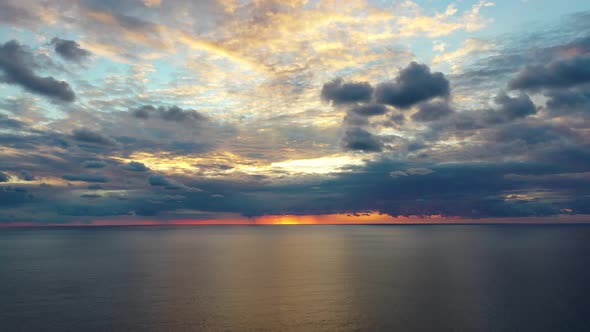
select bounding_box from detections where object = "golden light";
[269,155,365,175]
[111,152,367,178]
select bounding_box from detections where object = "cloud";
[412,101,454,122]
[143,0,162,7]
[123,161,149,172]
[433,38,494,68]
[390,167,434,177]
[321,78,373,105]
[0,2,36,27]
[395,1,495,37]
[491,122,576,146]
[132,106,151,119]
[160,106,206,122]
[0,40,76,102]
[375,62,450,109]
[62,174,110,183]
[351,104,388,117]
[0,3,589,223]
[0,171,9,182]
[132,105,207,123]
[343,112,370,127]
[82,160,107,168]
[50,37,91,62]
[406,167,435,175]
[72,128,117,146]
[486,92,537,123]
[18,171,35,181]
[0,114,25,129]
[342,128,383,152]
[0,186,31,207]
[545,88,590,114]
[509,56,590,91]
[390,170,408,178]
[148,174,172,186]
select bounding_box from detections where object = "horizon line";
[1,213,589,228]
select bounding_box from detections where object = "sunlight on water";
[1,225,590,331]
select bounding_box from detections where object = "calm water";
[1,225,589,331]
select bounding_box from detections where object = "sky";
[0,0,589,225]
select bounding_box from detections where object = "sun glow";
[270,155,365,174]
[111,152,367,178]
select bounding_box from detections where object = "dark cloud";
[491,122,577,146]
[0,186,31,207]
[556,35,590,56]
[452,15,590,95]
[478,92,537,125]
[343,112,369,126]
[0,40,76,102]
[0,171,9,182]
[343,128,383,152]
[412,101,454,122]
[72,128,117,146]
[50,38,91,62]
[351,104,388,116]
[308,159,588,217]
[375,62,449,109]
[534,144,590,172]
[545,88,590,114]
[321,78,373,105]
[132,105,207,123]
[385,113,406,127]
[63,174,109,183]
[132,105,151,119]
[509,56,590,91]
[0,114,25,129]
[123,161,149,172]
[160,106,206,122]
[330,63,453,154]
[486,92,537,123]
[82,160,107,168]
[428,92,537,136]
[3,11,590,224]
[18,171,35,181]
[148,174,172,186]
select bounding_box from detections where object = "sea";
[1,225,589,331]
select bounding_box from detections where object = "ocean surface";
[1,225,589,331]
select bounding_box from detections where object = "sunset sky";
[1,0,589,225]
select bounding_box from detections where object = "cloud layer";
[0,1,589,224]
